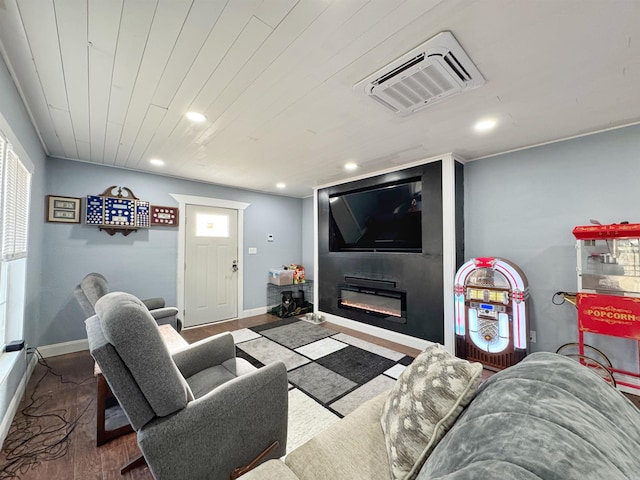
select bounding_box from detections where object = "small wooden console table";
[94,324,188,446]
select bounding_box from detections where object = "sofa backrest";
[418,352,640,480]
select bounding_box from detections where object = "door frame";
[170,194,250,326]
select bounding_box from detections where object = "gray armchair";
[85,292,288,480]
[75,272,182,331]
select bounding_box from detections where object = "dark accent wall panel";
[318,161,445,343]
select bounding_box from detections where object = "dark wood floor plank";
[179,313,283,343]
[73,382,104,480]
[101,434,141,480]
[5,369,80,480]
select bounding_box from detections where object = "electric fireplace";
[337,278,407,324]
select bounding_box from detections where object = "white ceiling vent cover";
[354,32,485,116]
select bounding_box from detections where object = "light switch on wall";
[248,247,257,254]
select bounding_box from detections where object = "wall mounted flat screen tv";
[329,177,422,252]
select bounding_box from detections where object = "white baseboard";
[36,338,89,358]
[0,352,36,448]
[320,311,433,352]
[241,307,267,318]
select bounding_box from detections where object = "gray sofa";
[242,352,640,480]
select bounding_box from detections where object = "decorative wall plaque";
[46,195,81,223]
[85,186,150,236]
[150,205,179,226]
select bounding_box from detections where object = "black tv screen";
[329,177,422,252]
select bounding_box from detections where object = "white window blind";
[0,136,4,214]
[1,142,31,260]
[0,135,4,345]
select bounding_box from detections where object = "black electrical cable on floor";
[0,347,94,479]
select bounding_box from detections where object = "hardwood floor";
[0,314,419,479]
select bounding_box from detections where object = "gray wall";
[0,52,47,433]
[41,157,303,346]
[464,123,640,369]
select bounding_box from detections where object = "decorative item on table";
[46,195,82,223]
[269,267,293,286]
[453,257,529,371]
[290,264,305,284]
[85,186,150,236]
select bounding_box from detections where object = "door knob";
[232,260,238,272]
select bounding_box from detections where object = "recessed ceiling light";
[344,162,358,171]
[276,183,286,189]
[474,119,497,132]
[149,158,164,166]
[186,111,207,122]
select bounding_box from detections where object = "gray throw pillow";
[380,344,482,480]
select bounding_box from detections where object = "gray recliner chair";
[75,272,182,331]
[85,292,288,480]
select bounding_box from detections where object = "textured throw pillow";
[380,344,482,480]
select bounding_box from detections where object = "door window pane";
[196,213,229,237]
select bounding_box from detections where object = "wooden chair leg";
[230,441,279,480]
[120,453,147,475]
[96,374,133,446]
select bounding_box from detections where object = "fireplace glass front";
[338,283,407,324]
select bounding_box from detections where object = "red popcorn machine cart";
[572,222,640,392]
[454,257,529,370]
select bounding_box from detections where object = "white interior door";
[184,204,238,327]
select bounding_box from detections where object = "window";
[0,131,31,349]
[196,213,229,238]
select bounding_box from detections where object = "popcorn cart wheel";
[561,353,617,387]
[555,342,613,369]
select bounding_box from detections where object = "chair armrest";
[138,361,288,480]
[172,332,235,378]
[142,297,166,310]
[149,306,178,321]
[148,307,180,331]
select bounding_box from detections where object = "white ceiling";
[0,0,639,198]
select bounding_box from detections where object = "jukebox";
[454,257,529,370]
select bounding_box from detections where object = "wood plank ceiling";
[0,0,639,197]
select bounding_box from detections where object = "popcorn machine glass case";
[573,223,640,392]
[454,257,529,370]
[574,224,640,295]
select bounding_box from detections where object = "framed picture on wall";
[46,195,82,223]
[150,205,179,226]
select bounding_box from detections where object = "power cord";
[0,347,94,479]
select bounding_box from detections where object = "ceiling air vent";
[354,31,485,116]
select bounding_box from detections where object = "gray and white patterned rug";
[231,317,414,452]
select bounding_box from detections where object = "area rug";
[231,317,415,452]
